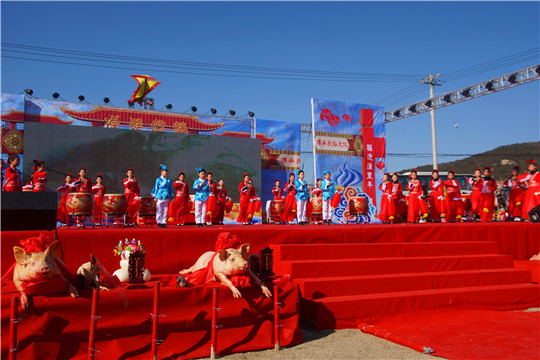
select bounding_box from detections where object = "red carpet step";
[272,242,540,330]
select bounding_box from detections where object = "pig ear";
[45,241,60,258]
[239,243,251,258]
[13,247,28,265]
[217,249,229,262]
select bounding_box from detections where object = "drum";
[349,196,369,215]
[138,196,156,215]
[225,199,233,214]
[102,194,127,215]
[207,195,217,215]
[269,200,284,218]
[66,192,93,215]
[310,197,323,215]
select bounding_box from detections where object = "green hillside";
[401,141,540,181]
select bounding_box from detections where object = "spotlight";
[248,111,255,117]
[24,89,33,96]
[393,110,401,117]
[210,108,217,114]
[229,110,236,116]
[52,92,60,99]
[78,95,85,102]
[443,94,453,103]
[485,81,494,91]
[128,101,135,108]
[535,66,540,76]
[508,74,517,83]
[461,88,471,97]
[166,104,173,110]
[103,97,110,104]
[425,99,433,108]
[408,104,417,113]
[191,106,197,113]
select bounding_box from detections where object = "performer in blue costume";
[151,164,173,228]
[193,167,210,227]
[295,169,309,225]
[321,170,336,225]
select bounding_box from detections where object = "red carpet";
[360,309,540,360]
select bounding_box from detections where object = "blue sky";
[1,1,539,182]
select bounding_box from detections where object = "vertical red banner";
[361,109,376,206]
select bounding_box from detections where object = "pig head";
[13,240,79,309]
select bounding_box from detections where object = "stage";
[1,222,540,359]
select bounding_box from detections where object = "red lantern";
[331,192,341,208]
[225,200,233,214]
[376,160,385,173]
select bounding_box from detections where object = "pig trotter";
[20,291,29,309]
[261,285,272,298]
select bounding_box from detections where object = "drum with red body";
[310,197,323,216]
[349,196,369,215]
[102,194,127,215]
[138,196,156,215]
[269,200,284,218]
[66,192,93,215]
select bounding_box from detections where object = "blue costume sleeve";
[151,178,160,198]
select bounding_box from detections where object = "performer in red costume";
[479,167,498,222]
[32,159,47,192]
[237,173,252,225]
[503,166,524,220]
[3,154,22,192]
[388,172,405,223]
[378,173,392,222]
[247,178,259,224]
[443,170,464,222]
[272,179,283,200]
[406,169,428,223]
[22,175,34,192]
[92,174,107,225]
[313,178,323,198]
[520,160,540,220]
[172,172,190,226]
[124,168,140,226]
[56,173,79,225]
[74,167,92,193]
[205,171,218,226]
[429,170,445,221]
[467,168,483,220]
[281,172,297,224]
[216,178,228,225]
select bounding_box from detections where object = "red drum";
[254,199,262,212]
[207,195,217,215]
[138,196,156,215]
[269,200,284,218]
[331,192,341,208]
[102,194,127,215]
[349,196,369,215]
[66,192,93,215]
[225,199,233,214]
[310,197,323,215]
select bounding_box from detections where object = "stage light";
[536,66,540,76]
[128,101,135,108]
[408,104,417,113]
[24,89,33,96]
[210,108,217,114]
[103,97,110,104]
[229,110,236,116]
[508,74,517,83]
[393,110,401,117]
[52,92,60,99]
[461,88,471,97]
[166,104,173,110]
[485,81,494,91]
[248,111,255,117]
[191,106,197,113]
[425,100,433,108]
[78,95,85,102]
[443,94,453,103]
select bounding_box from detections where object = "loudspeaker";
[528,204,540,223]
[1,192,58,231]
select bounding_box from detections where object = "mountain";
[400,141,540,181]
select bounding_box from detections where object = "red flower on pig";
[19,233,52,254]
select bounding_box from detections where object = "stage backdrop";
[311,98,386,223]
[23,122,261,202]
[1,93,26,172]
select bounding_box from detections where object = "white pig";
[13,240,79,309]
[179,243,272,299]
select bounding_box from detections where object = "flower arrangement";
[114,239,146,260]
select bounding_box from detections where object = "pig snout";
[40,266,50,274]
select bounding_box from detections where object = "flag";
[127,75,161,105]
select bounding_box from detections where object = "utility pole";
[420,74,442,169]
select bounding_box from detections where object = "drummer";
[124,168,140,226]
[74,167,92,193]
[321,170,336,225]
[205,171,218,226]
[216,178,228,225]
[295,170,309,225]
[92,174,107,226]
[313,178,323,198]
[272,179,283,200]
[193,167,210,227]
[151,164,174,228]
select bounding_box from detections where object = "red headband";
[527,160,536,165]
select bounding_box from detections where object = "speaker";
[528,204,540,223]
[1,192,58,231]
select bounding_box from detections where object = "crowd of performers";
[2,153,540,225]
[378,161,540,223]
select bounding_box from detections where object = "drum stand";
[66,213,95,230]
[102,212,127,228]
[309,214,323,225]
[139,213,155,227]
